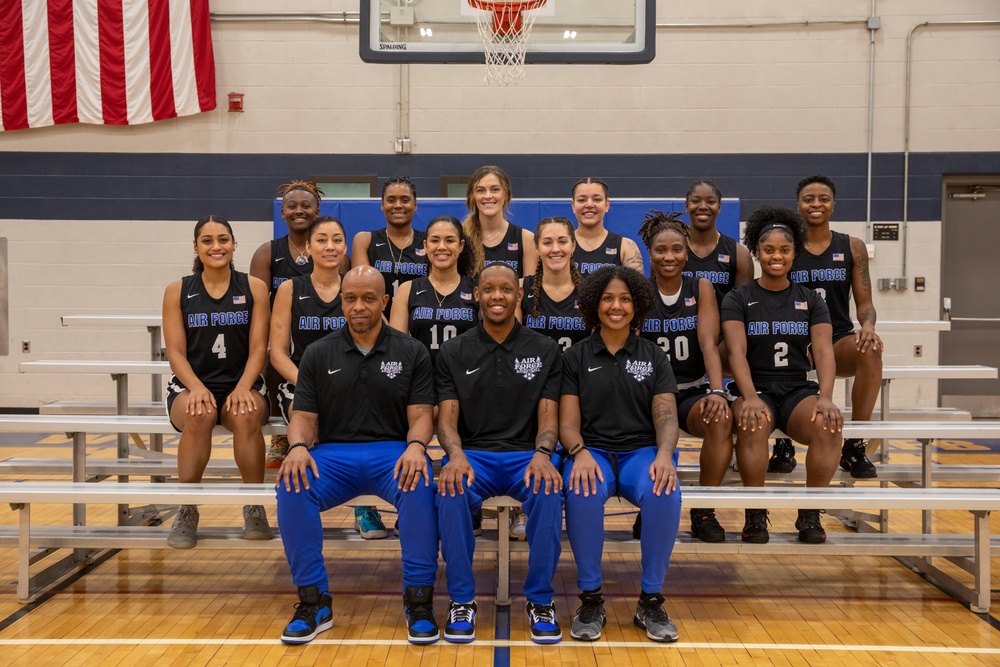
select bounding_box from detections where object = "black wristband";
[566,443,587,457]
[408,439,428,452]
[288,441,310,453]
[534,445,554,456]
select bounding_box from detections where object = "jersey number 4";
[212,333,227,359]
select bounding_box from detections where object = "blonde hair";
[462,165,512,277]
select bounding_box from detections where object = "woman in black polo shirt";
[560,266,682,644]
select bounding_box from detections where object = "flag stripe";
[48,0,78,125]
[189,0,216,113]
[74,0,103,125]
[147,0,176,121]
[0,0,28,130]
[169,0,196,115]
[98,0,127,124]
[22,0,52,128]
[123,0,152,124]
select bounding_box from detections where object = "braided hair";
[462,165,512,277]
[381,176,417,200]
[277,180,324,202]
[530,217,583,319]
[637,209,689,250]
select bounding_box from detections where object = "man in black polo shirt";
[435,263,564,644]
[274,266,440,645]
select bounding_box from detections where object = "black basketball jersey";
[575,230,624,275]
[640,275,706,384]
[288,275,346,367]
[407,276,479,362]
[180,271,255,392]
[483,223,525,277]
[683,233,740,304]
[720,280,831,383]
[789,231,854,337]
[269,236,312,306]
[367,227,429,312]
[521,275,588,351]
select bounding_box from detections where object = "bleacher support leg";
[496,505,511,606]
[972,510,990,613]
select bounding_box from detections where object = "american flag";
[832,253,845,261]
[508,243,518,251]
[0,0,215,131]
[233,295,245,305]
[718,254,730,263]
[794,301,808,310]
[685,297,696,306]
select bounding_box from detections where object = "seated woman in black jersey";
[561,266,682,643]
[721,206,843,545]
[163,216,272,549]
[462,165,537,279]
[352,176,428,314]
[517,217,588,351]
[389,216,479,360]
[570,178,644,275]
[636,210,732,542]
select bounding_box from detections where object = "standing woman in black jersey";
[463,166,537,278]
[721,206,843,545]
[570,178,644,275]
[636,211,732,542]
[163,216,272,549]
[517,217,588,350]
[683,180,752,303]
[389,216,479,360]
[353,176,428,313]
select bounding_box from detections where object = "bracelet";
[710,389,728,397]
[408,439,428,452]
[288,441,310,453]
[566,443,587,457]
[534,445,554,456]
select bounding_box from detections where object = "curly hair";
[463,165,512,277]
[795,174,836,200]
[636,209,688,250]
[530,217,583,319]
[277,180,324,202]
[192,215,235,273]
[381,176,417,200]
[426,215,475,278]
[742,205,807,259]
[577,266,655,332]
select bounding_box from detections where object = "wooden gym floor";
[1,432,999,666]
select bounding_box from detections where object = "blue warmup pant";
[437,449,563,605]
[276,441,439,593]
[563,447,681,594]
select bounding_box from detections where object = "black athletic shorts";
[729,379,819,433]
[165,374,267,431]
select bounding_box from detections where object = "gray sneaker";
[167,505,199,549]
[243,505,274,540]
[570,590,606,641]
[633,593,678,642]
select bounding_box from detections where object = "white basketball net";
[470,3,543,86]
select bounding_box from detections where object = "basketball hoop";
[468,0,546,86]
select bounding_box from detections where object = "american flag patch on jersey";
[606,247,617,255]
[685,297,697,306]
[832,252,845,261]
[415,248,426,256]
[233,295,246,305]
[718,254,730,263]
[460,292,472,300]
[795,301,808,310]
[508,243,519,251]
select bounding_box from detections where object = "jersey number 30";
[212,334,227,359]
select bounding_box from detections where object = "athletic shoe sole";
[443,632,475,644]
[280,618,333,644]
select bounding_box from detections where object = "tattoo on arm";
[652,395,678,433]
[624,248,644,271]
[535,428,558,451]
[859,306,876,326]
[853,238,874,299]
[438,433,462,457]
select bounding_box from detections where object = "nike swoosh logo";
[274,257,285,262]
[415,290,427,295]
[375,243,386,247]
[748,301,759,306]
[588,366,602,372]
[328,369,341,375]
[466,368,480,375]
[299,295,310,300]
[187,294,199,298]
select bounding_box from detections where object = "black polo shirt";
[295,324,435,444]
[436,321,562,452]
[562,331,677,452]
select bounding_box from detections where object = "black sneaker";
[471,507,483,537]
[741,508,770,543]
[840,438,877,479]
[526,601,562,644]
[690,508,726,542]
[632,513,642,539]
[403,586,440,644]
[795,509,827,544]
[768,438,797,473]
[633,592,678,642]
[443,600,476,643]
[280,586,333,644]
[570,590,606,641]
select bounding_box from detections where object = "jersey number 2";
[212,333,227,359]
[773,341,788,367]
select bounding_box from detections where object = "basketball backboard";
[359,0,655,64]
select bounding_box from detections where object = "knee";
[705,415,734,439]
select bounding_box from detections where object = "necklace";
[287,236,309,266]
[482,222,506,246]
[387,229,414,274]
